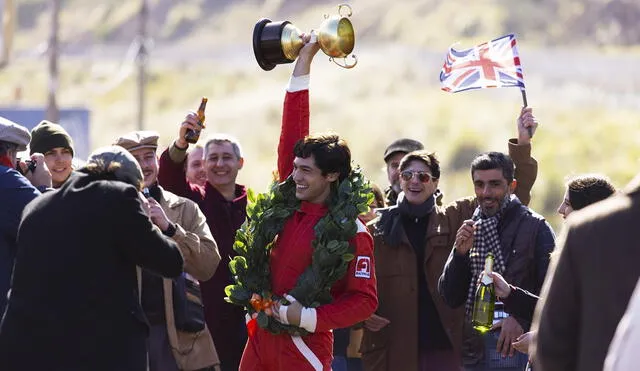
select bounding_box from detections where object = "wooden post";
[46,0,60,122]
[136,0,148,130]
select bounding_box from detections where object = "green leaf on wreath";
[257,311,270,328]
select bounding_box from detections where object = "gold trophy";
[252,4,357,71]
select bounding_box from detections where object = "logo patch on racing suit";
[355,256,371,279]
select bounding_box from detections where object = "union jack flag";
[440,34,525,93]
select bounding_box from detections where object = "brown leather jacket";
[361,140,537,371]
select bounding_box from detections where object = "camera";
[15,159,37,176]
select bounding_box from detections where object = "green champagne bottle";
[472,253,496,333]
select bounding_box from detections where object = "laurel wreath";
[224,167,372,335]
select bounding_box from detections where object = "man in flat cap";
[115,130,222,371]
[0,116,51,316]
[383,138,425,206]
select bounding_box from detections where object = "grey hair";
[204,133,243,159]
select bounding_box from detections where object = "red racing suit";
[239,80,378,371]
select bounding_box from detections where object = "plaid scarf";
[464,197,511,319]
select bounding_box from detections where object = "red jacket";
[274,89,378,333]
[158,149,248,369]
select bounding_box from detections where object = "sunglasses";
[400,170,435,183]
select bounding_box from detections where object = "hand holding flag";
[440,34,532,137]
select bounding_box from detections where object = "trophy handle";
[330,54,358,69]
[338,3,353,17]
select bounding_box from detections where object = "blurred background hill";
[2,0,640,229]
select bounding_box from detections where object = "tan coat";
[531,175,640,371]
[361,140,537,371]
[159,188,222,370]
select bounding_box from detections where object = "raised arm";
[510,107,538,206]
[277,35,320,182]
[158,113,205,201]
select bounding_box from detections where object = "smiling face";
[205,141,243,189]
[129,147,158,188]
[473,168,516,216]
[400,159,439,205]
[186,146,206,187]
[44,147,73,188]
[292,155,338,204]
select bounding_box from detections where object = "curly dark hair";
[566,174,616,210]
[293,133,351,182]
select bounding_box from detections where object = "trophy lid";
[253,18,276,71]
[253,18,296,71]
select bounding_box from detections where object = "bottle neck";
[481,256,494,285]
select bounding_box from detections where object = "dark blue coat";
[0,165,39,316]
[0,172,184,371]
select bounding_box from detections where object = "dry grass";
[3,0,640,231]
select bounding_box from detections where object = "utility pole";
[0,0,16,69]
[46,0,60,122]
[136,0,148,130]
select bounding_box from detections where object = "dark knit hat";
[30,120,74,156]
[383,138,424,162]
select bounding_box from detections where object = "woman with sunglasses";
[361,108,539,371]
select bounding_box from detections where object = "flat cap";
[383,138,424,162]
[0,116,31,151]
[113,131,159,152]
[85,145,144,190]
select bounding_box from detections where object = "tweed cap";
[0,116,31,151]
[84,145,144,190]
[113,131,159,152]
[383,138,424,162]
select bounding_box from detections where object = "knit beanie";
[30,120,74,156]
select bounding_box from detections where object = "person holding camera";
[0,116,52,317]
[0,145,184,371]
[115,131,222,371]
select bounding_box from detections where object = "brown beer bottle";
[184,97,208,144]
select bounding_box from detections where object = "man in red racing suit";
[238,35,378,371]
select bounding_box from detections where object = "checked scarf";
[464,197,511,319]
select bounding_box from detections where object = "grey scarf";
[380,192,435,246]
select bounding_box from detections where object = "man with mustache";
[383,138,424,206]
[438,151,556,371]
[115,131,221,371]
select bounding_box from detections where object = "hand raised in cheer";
[176,112,201,150]
[517,107,538,143]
